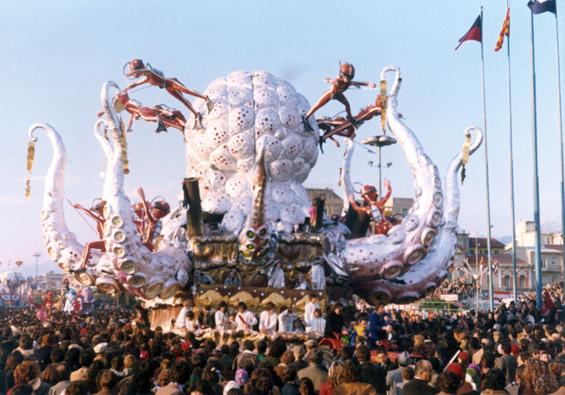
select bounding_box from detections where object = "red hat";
[447,363,464,381]
[458,351,469,362]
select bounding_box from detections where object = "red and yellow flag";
[495,7,510,52]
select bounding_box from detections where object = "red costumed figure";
[113,92,187,134]
[123,59,213,129]
[135,187,171,251]
[317,94,385,145]
[72,199,106,271]
[304,61,375,132]
[349,180,393,235]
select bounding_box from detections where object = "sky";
[0,0,563,273]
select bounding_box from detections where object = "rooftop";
[468,237,506,250]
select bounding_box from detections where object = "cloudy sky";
[0,0,563,273]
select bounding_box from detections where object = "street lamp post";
[363,135,397,195]
[367,160,393,195]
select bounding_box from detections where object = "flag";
[528,0,556,14]
[456,14,483,50]
[495,8,510,51]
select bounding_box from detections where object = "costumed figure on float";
[122,59,213,129]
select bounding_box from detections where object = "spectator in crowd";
[0,281,562,395]
[355,344,386,394]
[386,351,410,395]
[297,351,327,393]
[480,368,509,395]
[437,371,460,395]
[403,360,438,395]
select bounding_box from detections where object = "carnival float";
[26,60,483,326]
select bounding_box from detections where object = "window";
[503,276,510,288]
[402,208,408,216]
[519,275,526,289]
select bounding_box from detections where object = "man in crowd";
[403,360,438,395]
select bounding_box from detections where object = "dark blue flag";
[528,0,557,14]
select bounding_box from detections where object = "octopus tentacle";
[93,119,114,200]
[100,82,155,291]
[29,123,85,272]
[99,82,189,300]
[355,127,484,304]
[340,138,355,212]
[339,66,443,280]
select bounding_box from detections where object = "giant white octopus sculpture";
[31,65,482,305]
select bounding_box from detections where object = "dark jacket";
[495,355,516,386]
[324,312,345,338]
[34,346,53,370]
[358,361,387,395]
[403,378,439,395]
[281,383,300,395]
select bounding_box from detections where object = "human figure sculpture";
[317,94,385,145]
[113,92,187,134]
[136,187,171,251]
[72,199,106,271]
[122,59,213,129]
[303,61,375,132]
[349,179,393,235]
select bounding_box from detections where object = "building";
[465,253,530,290]
[505,220,564,288]
[450,232,531,291]
[516,220,564,247]
[384,197,413,217]
[42,271,64,290]
[305,188,343,217]
[468,237,506,255]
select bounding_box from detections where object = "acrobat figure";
[349,180,393,235]
[317,94,385,145]
[72,199,107,271]
[303,61,376,132]
[113,92,187,134]
[135,187,171,251]
[123,59,213,129]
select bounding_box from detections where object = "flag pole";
[554,6,565,304]
[529,6,543,310]
[480,6,495,312]
[505,2,519,302]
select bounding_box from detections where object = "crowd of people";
[427,280,476,303]
[0,284,562,395]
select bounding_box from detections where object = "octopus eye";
[246,230,256,240]
[246,244,255,251]
[258,228,267,237]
